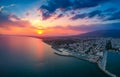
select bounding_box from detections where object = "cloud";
[88,10,102,18]
[10,4,16,7]
[104,8,118,12]
[71,10,103,20]
[26,12,30,16]
[0,12,33,29]
[0,6,4,12]
[0,12,11,27]
[70,23,120,31]
[105,11,120,21]
[0,4,15,12]
[9,13,21,21]
[39,0,110,20]
[48,22,120,33]
[71,13,87,20]
[70,8,120,21]
[54,13,64,19]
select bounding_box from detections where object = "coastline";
[51,47,117,77]
[52,47,96,63]
[97,62,117,77]
[0,35,117,77]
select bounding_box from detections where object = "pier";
[98,51,117,77]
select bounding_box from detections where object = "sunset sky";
[0,0,120,36]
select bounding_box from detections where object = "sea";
[0,35,119,77]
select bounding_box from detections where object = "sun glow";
[37,30,43,34]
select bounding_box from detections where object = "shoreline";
[52,47,117,77]
[0,35,117,77]
[53,47,96,63]
[97,62,117,77]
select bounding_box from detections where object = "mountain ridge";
[75,29,120,38]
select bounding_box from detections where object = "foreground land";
[43,37,120,77]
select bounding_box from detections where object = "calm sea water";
[0,36,110,77]
[107,51,120,77]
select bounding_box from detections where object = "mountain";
[75,30,120,38]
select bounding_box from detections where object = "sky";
[0,0,120,36]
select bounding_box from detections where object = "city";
[43,38,120,77]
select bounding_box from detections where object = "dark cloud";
[105,11,120,21]
[9,13,20,20]
[0,12,32,28]
[71,13,87,20]
[0,12,11,27]
[71,10,103,20]
[39,0,71,20]
[104,8,118,12]
[70,8,120,20]
[55,14,64,19]
[39,0,110,20]
[88,10,102,18]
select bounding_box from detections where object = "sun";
[37,30,43,34]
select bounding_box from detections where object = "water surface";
[107,51,120,77]
[0,36,110,77]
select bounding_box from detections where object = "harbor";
[52,47,117,77]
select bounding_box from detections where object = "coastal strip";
[53,47,96,63]
[52,47,117,77]
[98,62,117,77]
[97,51,117,77]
